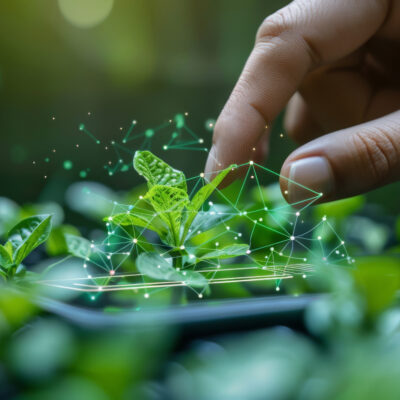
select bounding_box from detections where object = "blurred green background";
[0,0,399,211]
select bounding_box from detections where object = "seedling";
[107,151,249,288]
[0,214,52,281]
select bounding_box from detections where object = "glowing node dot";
[341,240,345,245]
[144,293,149,299]
[110,270,115,276]
[280,133,284,138]
[284,190,288,195]
[199,139,204,144]
[215,242,219,247]
[246,250,251,254]
[302,274,307,278]
[296,212,300,216]
[290,236,295,241]
[249,160,254,165]
[198,294,203,299]
[270,247,274,251]
[252,147,256,151]
[91,296,95,300]
[317,236,322,240]
[180,245,185,250]
[200,172,205,178]
[83,264,87,268]
[133,238,138,244]
[322,216,327,221]
[276,287,280,292]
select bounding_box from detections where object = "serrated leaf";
[182,166,233,241]
[136,252,207,288]
[145,185,189,246]
[8,214,52,266]
[65,234,92,259]
[200,244,249,260]
[134,151,186,191]
[0,244,13,269]
[108,211,167,238]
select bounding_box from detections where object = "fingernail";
[288,156,334,204]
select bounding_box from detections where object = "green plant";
[106,151,249,288]
[0,214,52,281]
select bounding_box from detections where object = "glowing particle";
[145,129,154,138]
[180,245,185,250]
[276,287,280,292]
[249,160,254,165]
[205,119,216,131]
[252,147,256,151]
[280,133,284,138]
[198,294,203,299]
[200,172,205,178]
[144,293,149,299]
[44,157,50,163]
[322,216,327,221]
[79,170,87,179]
[246,250,251,254]
[79,123,85,131]
[91,296,95,300]
[290,236,295,241]
[317,236,322,240]
[198,138,204,144]
[63,160,73,170]
[83,264,87,268]
[215,242,219,247]
[133,238,138,244]
[302,274,307,278]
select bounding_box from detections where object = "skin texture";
[204,0,400,204]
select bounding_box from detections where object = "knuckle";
[352,128,400,182]
[256,11,288,43]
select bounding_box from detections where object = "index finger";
[205,0,390,175]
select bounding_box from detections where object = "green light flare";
[63,160,73,170]
[145,129,154,138]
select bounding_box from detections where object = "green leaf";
[182,166,233,241]
[314,195,365,220]
[8,214,52,266]
[200,244,249,260]
[108,211,167,238]
[65,234,93,259]
[46,225,81,256]
[0,244,13,269]
[134,151,187,191]
[185,205,234,241]
[145,185,189,246]
[136,252,207,288]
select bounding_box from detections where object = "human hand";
[205,0,400,205]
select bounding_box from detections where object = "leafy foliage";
[136,252,208,288]
[134,150,187,191]
[107,151,245,286]
[0,214,52,280]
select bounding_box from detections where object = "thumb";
[280,111,400,205]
